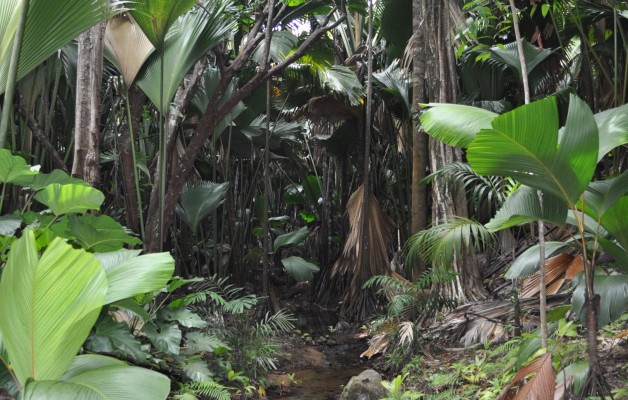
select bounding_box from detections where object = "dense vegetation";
[0,0,627,399]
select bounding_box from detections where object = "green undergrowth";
[378,313,628,400]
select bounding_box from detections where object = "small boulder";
[339,369,388,400]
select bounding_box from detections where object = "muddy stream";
[268,310,373,399]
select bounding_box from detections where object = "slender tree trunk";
[119,86,146,233]
[410,0,428,281]
[72,24,106,187]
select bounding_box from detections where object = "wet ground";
[268,309,373,399]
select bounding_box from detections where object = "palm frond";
[136,4,236,113]
[332,185,393,319]
[425,161,505,216]
[104,13,155,86]
[405,217,494,269]
[175,181,229,234]
[0,0,123,94]
[489,40,555,78]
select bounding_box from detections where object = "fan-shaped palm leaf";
[485,185,568,231]
[176,181,229,234]
[572,274,628,328]
[136,5,236,113]
[318,66,364,106]
[419,103,497,148]
[505,242,571,278]
[0,232,107,385]
[583,171,628,217]
[594,102,628,161]
[252,30,298,65]
[22,355,170,400]
[0,0,122,94]
[104,14,155,86]
[332,185,393,316]
[489,40,555,78]
[128,0,195,49]
[373,59,411,114]
[469,95,598,207]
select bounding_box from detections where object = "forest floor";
[262,282,628,400]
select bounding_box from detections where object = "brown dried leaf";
[521,254,574,297]
[564,256,584,280]
[331,185,393,303]
[546,278,565,295]
[498,353,556,400]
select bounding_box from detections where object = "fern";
[431,388,460,400]
[388,294,416,317]
[222,294,257,314]
[175,380,231,400]
[429,372,460,389]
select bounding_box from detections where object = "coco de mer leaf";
[0,232,107,385]
[468,95,598,207]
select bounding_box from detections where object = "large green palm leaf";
[485,185,568,231]
[136,5,236,113]
[594,102,628,161]
[0,0,122,94]
[175,181,229,234]
[0,232,107,385]
[419,103,497,148]
[489,40,554,79]
[22,355,169,400]
[129,0,195,49]
[468,95,598,206]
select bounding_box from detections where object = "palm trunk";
[410,0,428,281]
[119,86,146,233]
[425,0,486,302]
[72,23,106,187]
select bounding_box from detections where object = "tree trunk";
[410,0,429,281]
[424,0,486,301]
[72,24,106,187]
[118,86,146,233]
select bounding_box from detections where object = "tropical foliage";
[0,0,627,398]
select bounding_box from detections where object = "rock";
[339,369,388,400]
[303,347,327,366]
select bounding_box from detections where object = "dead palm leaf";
[497,353,556,400]
[520,254,584,297]
[332,185,393,316]
[104,13,155,86]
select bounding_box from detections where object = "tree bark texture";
[424,0,486,301]
[72,24,106,187]
[410,0,429,281]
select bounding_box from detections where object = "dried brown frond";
[360,320,398,359]
[398,321,415,346]
[521,254,580,298]
[332,185,394,319]
[497,353,556,400]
